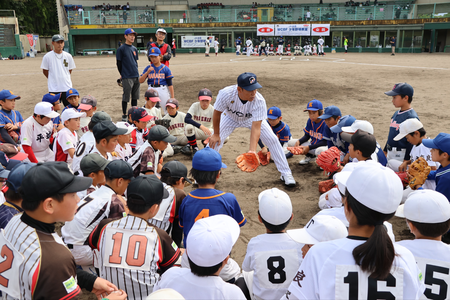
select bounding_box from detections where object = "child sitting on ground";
[77,152,109,199]
[162,99,189,155]
[113,122,135,161]
[258,106,292,159]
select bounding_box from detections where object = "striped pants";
[213,116,292,176]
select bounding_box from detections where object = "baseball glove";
[257,151,270,166]
[319,179,336,194]
[236,152,260,172]
[0,131,19,144]
[408,157,431,189]
[287,146,304,155]
[154,119,171,129]
[117,78,123,87]
[395,171,409,189]
[316,147,342,173]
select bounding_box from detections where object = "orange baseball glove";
[316,147,342,173]
[236,152,260,172]
[287,146,304,155]
[257,150,270,166]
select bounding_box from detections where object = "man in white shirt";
[246,38,253,57]
[41,34,76,107]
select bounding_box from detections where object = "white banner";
[257,24,275,36]
[275,24,310,36]
[311,24,331,36]
[181,35,215,48]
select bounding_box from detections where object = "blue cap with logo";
[304,99,323,112]
[7,162,36,192]
[124,28,137,36]
[193,147,227,171]
[148,47,161,56]
[42,93,61,104]
[330,115,356,133]
[384,83,414,97]
[422,133,450,154]
[66,88,79,98]
[237,72,262,91]
[267,106,282,120]
[0,90,21,101]
[319,105,341,119]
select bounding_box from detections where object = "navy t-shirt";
[391,38,396,47]
[116,44,139,79]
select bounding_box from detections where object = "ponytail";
[346,191,396,279]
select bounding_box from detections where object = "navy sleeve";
[166,77,173,86]
[404,142,414,161]
[299,133,310,145]
[308,139,327,150]
[436,175,450,202]
[185,113,201,128]
[258,139,265,148]
[116,60,122,75]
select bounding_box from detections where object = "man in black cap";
[88,175,181,298]
[208,72,296,186]
[0,162,122,299]
[41,35,76,107]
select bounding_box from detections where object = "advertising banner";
[181,36,215,48]
[311,24,331,36]
[275,24,310,36]
[257,24,275,36]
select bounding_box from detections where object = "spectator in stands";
[146,37,154,50]
[395,7,401,19]
[183,12,186,22]
[123,10,127,24]
[150,28,172,67]
[127,2,130,10]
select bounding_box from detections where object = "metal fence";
[67,3,450,25]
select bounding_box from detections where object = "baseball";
[307,59,309,61]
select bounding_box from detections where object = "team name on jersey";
[193,116,212,123]
[169,123,184,131]
[390,119,400,130]
[147,73,167,80]
[227,108,253,118]
[308,130,323,140]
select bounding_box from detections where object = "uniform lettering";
[308,130,323,140]
[147,73,166,80]
[168,123,185,131]
[227,108,252,118]
[193,116,212,123]
[390,119,400,130]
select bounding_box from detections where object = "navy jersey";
[385,108,419,151]
[278,38,284,45]
[179,188,246,247]
[0,201,23,229]
[236,39,242,45]
[429,164,450,202]
[303,119,327,145]
[141,64,173,86]
[375,143,387,166]
[268,120,291,145]
[116,44,139,79]
[323,126,349,153]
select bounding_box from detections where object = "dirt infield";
[2,51,449,299]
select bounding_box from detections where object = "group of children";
[1,80,450,300]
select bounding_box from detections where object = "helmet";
[280,36,283,38]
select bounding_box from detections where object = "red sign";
[26,34,33,47]
[313,27,329,33]
[258,27,274,33]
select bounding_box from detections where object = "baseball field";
[1,51,449,299]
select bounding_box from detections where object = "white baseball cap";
[258,188,292,225]
[156,28,167,34]
[393,118,423,141]
[346,161,403,214]
[287,215,347,244]
[34,102,59,118]
[146,288,185,300]
[61,108,86,123]
[333,162,358,194]
[396,190,450,223]
[342,120,374,134]
[327,189,343,208]
[116,121,136,135]
[186,215,240,267]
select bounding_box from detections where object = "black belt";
[150,84,165,87]
[67,244,73,249]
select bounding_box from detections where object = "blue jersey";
[323,126,349,153]
[429,164,450,202]
[278,38,284,46]
[0,201,23,229]
[236,39,242,45]
[52,116,62,130]
[141,64,173,86]
[375,143,387,166]
[61,104,82,114]
[385,108,418,152]
[179,188,246,247]
[269,120,291,145]
[0,109,24,136]
[303,119,327,145]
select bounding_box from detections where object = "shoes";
[285,152,293,159]
[173,145,183,154]
[181,145,192,155]
[122,115,127,122]
[299,155,315,165]
[391,53,395,56]
[280,174,296,186]
[192,147,199,156]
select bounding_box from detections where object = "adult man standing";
[41,34,76,107]
[116,28,139,122]
[235,37,242,55]
[246,37,253,57]
[317,36,324,56]
[344,36,348,53]
[209,72,296,186]
[205,37,211,57]
[150,28,172,66]
[277,36,284,56]
[390,36,396,56]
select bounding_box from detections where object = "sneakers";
[121,115,127,122]
[299,155,315,165]
[173,145,183,154]
[192,147,199,156]
[281,174,296,186]
[180,145,192,155]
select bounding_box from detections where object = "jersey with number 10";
[179,188,246,247]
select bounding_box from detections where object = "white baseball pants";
[150,86,171,115]
[236,45,241,54]
[277,45,283,55]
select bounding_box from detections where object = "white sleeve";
[214,89,228,113]
[284,255,320,300]
[20,120,33,146]
[59,130,76,153]
[68,54,76,70]
[187,103,197,116]
[242,242,254,272]
[40,54,49,70]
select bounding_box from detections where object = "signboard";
[257,24,274,36]
[311,24,330,36]
[275,24,310,36]
[181,36,215,48]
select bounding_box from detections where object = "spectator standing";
[183,12,187,22]
[390,36,396,56]
[116,28,140,122]
[172,39,177,57]
[146,37,154,50]
[123,10,127,24]
[118,39,122,48]
[41,35,76,107]
[150,28,172,66]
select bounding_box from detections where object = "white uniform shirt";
[76,116,91,138]
[54,127,78,166]
[214,40,220,48]
[282,237,424,300]
[163,111,186,137]
[214,85,267,124]
[187,102,214,128]
[246,40,253,47]
[318,38,324,45]
[40,50,76,92]
[113,143,133,161]
[148,183,175,231]
[409,141,438,190]
[242,233,304,300]
[20,116,54,162]
[144,105,163,128]
[154,267,246,300]
[397,239,450,300]
[72,131,96,175]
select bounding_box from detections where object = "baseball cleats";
[181,145,192,155]
[299,154,315,165]
[281,174,296,186]
[192,147,199,157]
[121,115,127,122]
[173,145,183,154]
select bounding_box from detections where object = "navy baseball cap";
[127,175,169,206]
[0,90,20,100]
[267,106,281,119]
[193,147,227,171]
[422,133,450,154]
[330,115,356,133]
[42,93,61,104]
[66,88,79,98]
[148,47,161,56]
[124,28,137,36]
[304,99,323,111]
[319,105,342,119]
[7,162,36,193]
[132,107,153,122]
[237,72,262,91]
[161,161,192,184]
[198,88,212,101]
[0,151,26,171]
[384,83,414,97]
[93,120,128,140]
[148,125,177,143]
[104,160,134,179]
